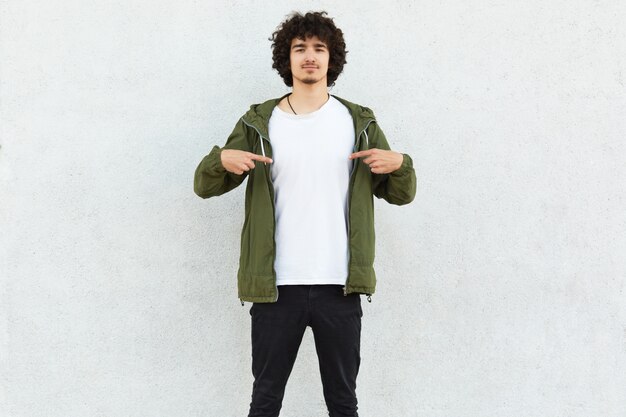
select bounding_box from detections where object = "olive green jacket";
[194,94,416,303]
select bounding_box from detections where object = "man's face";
[289,36,330,86]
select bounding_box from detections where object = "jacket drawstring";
[259,134,266,158]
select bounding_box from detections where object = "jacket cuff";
[205,145,226,174]
[390,153,413,177]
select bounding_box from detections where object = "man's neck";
[285,81,330,114]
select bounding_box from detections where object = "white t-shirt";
[268,96,355,286]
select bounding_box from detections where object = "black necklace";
[287,94,297,114]
[286,93,330,115]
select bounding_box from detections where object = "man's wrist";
[390,153,408,176]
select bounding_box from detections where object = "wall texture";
[1,1,625,416]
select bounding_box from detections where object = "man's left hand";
[349,149,403,174]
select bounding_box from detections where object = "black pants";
[247,285,362,417]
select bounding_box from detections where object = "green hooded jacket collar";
[241,94,377,139]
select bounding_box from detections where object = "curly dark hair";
[269,11,348,87]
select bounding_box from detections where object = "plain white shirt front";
[268,96,355,286]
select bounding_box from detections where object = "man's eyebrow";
[291,42,328,49]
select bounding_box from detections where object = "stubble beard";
[295,73,327,86]
[302,77,319,85]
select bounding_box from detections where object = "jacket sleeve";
[369,122,417,205]
[193,118,251,199]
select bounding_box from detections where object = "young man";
[194,11,416,417]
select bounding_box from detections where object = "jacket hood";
[241,94,377,139]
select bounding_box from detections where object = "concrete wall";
[1,1,625,416]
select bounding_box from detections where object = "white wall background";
[1,1,625,416]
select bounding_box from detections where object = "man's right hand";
[220,149,273,175]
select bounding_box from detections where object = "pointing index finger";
[349,149,375,159]
[249,153,273,164]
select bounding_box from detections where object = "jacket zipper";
[344,119,375,297]
[241,119,279,303]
